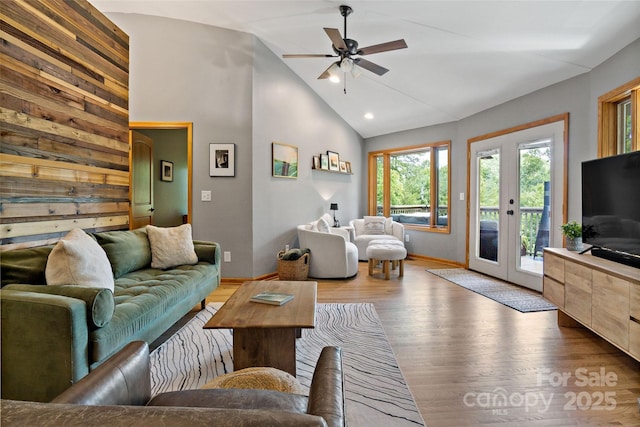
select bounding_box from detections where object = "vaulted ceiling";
[90,1,640,138]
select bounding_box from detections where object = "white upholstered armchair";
[296,214,358,279]
[349,216,405,261]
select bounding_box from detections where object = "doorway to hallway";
[129,122,193,227]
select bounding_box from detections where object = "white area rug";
[427,268,556,313]
[150,302,425,426]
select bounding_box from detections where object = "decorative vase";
[566,237,583,251]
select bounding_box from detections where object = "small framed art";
[160,160,173,182]
[210,143,235,177]
[345,161,352,174]
[327,151,339,171]
[272,142,298,178]
[313,156,320,169]
[320,154,329,170]
[339,160,347,173]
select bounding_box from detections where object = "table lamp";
[330,203,340,227]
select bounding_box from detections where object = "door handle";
[149,208,155,212]
[506,210,514,215]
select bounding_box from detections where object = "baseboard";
[408,252,463,267]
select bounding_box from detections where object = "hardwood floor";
[205,258,640,426]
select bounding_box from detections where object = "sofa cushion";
[94,228,151,279]
[45,229,115,292]
[147,224,198,269]
[0,245,53,287]
[90,263,218,363]
[363,216,386,235]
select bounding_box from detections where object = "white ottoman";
[366,243,407,279]
[369,239,405,270]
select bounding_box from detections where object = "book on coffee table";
[250,291,294,306]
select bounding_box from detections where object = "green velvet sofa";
[0,227,220,403]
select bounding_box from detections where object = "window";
[598,77,640,157]
[368,141,450,231]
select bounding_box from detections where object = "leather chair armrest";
[307,346,345,427]
[52,341,151,406]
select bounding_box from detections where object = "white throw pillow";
[45,228,115,292]
[147,224,198,269]
[317,216,331,233]
[363,216,386,235]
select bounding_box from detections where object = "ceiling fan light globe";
[340,57,354,72]
[329,75,340,83]
[351,66,362,78]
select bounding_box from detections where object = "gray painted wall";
[107,13,363,278]
[366,38,640,264]
[251,39,364,276]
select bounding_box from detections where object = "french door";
[468,120,566,291]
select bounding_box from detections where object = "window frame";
[368,140,451,233]
[598,77,640,157]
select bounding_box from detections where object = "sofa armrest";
[3,284,115,329]
[52,341,151,406]
[391,221,405,241]
[193,240,221,265]
[0,289,89,402]
[307,346,345,427]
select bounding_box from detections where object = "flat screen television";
[581,150,640,269]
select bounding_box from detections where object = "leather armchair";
[297,214,358,279]
[1,341,345,427]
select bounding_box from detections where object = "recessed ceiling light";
[364,112,374,120]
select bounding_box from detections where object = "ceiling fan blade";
[282,54,337,58]
[324,27,347,50]
[358,39,407,55]
[354,58,389,76]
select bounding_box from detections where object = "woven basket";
[277,251,310,280]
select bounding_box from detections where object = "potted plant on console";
[560,220,583,251]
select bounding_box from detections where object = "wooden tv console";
[543,247,639,361]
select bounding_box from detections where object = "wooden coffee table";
[204,280,317,377]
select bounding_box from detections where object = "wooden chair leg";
[399,259,404,277]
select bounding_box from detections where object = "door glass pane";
[478,151,499,262]
[389,151,430,224]
[518,142,551,275]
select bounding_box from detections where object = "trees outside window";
[369,141,450,231]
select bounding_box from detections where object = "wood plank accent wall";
[1,0,129,250]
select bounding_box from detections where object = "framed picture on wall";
[339,160,347,173]
[327,151,339,171]
[320,154,329,170]
[160,160,173,182]
[313,156,320,169]
[210,143,235,177]
[272,142,298,178]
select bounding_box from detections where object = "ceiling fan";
[282,5,407,83]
